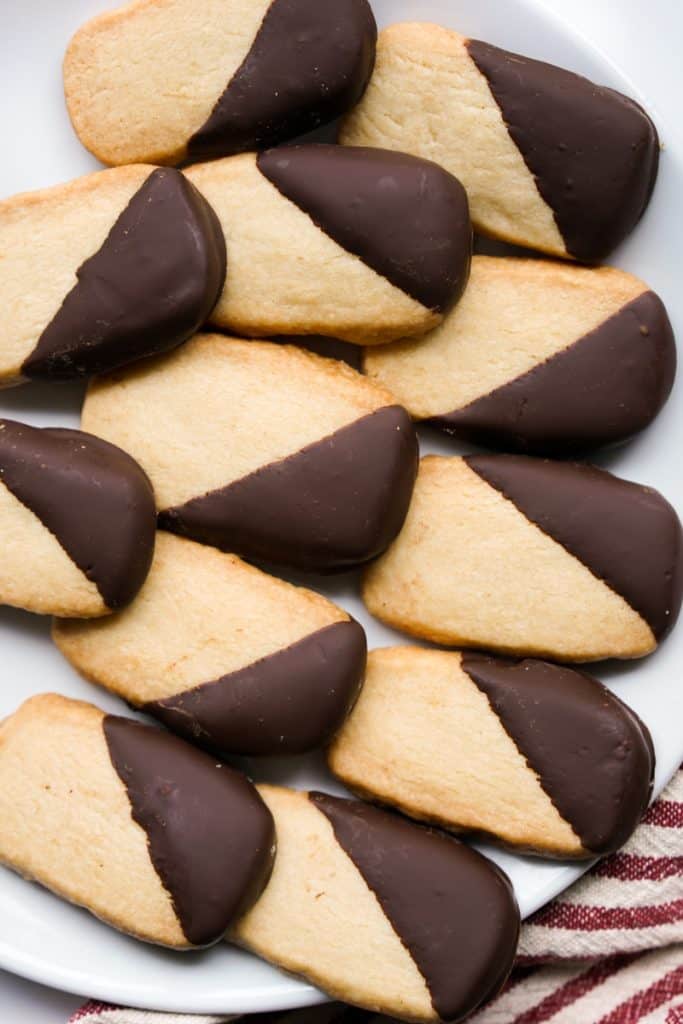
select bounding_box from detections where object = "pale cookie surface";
[364,258,676,455]
[233,786,519,1023]
[83,336,418,573]
[0,165,225,384]
[54,533,367,757]
[0,694,274,948]
[64,0,377,166]
[329,647,655,857]
[186,146,471,344]
[341,23,659,260]
[0,419,155,617]
[363,455,683,661]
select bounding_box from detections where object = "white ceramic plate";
[0,0,681,1013]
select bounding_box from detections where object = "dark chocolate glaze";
[465,454,683,641]
[23,169,226,380]
[144,620,367,757]
[0,419,155,609]
[257,145,471,312]
[466,39,660,262]
[103,714,275,947]
[188,0,377,159]
[431,291,676,455]
[159,405,418,574]
[461,652,655,855]
[310,792,519,1022]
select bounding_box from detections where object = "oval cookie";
[64,0,377,166]
[0,419,155,617]
[363,455,683,661]
[341,23,659,261]
[185,146,472,344]
[234,786,519,1023]
[329,647,655,858]
[82,336,419,573]
[0,166,226,385]
[0,694,275,948]
[364,258,676,455]
[53,533,367,757]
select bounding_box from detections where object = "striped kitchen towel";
[70,768,683,1024]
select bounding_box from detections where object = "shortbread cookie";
[234,787,519,1022]
[54,533,366,756]
[0,694,274,947]
[341,23,659,261]
[363,455,683,661]
[82,336,419,573]
[185,146,471,344]
[64,0,377,166]
[0,420,155,617]
[0,166,225,385]
[364,258,676,455]
[329,647,655,858]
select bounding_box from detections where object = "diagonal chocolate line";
[460,652,655,854]
[103,714,275,947]
[466,39,659,262]
[309,792,519,1022]
[257,145,471,313]
[188,0,377,159]
[144,619,367,757]
[23,168,226,379]
[159,405,418,573]
[0,419,155,610]
[431,291,676,455]
[465,453,683,641]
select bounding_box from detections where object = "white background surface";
[1,0,682,1018]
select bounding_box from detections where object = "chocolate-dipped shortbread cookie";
[233,786,519,1022]
[364,258,676,455]
[363,455,683,661]
[0,420,155,617]
[341,24,659,261]
[82,336,419,573]
[54,533,367,756]
[0,694,274,947]
[0,166,225,384]
[329,647,655,858]
[64,0,377,166]
[185,146,471,344]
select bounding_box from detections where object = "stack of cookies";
[0,2,679,1022]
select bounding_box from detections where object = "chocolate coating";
[466,454,683,641]
[467,39,660,261]
[258,145,471,312]
[103,715,275,947]
[432,291,676,455]
[144,620,367,757]
[159,405,418,573]
[23,169,226,379]
[310,792,519,1022]
[0,419,155,610]
[461,652,655,855]
[188,0,377,159]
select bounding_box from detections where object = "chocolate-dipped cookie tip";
[188,0,377,159]
[65,0,377,166]
[20,167,226,381]
[341,23,659,261]
[103,714,275,946]
[146,618,367,757]
[308,793,519,1021]
[329,647,655,859]
[257,144,472,314]
[0,419,155,616]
